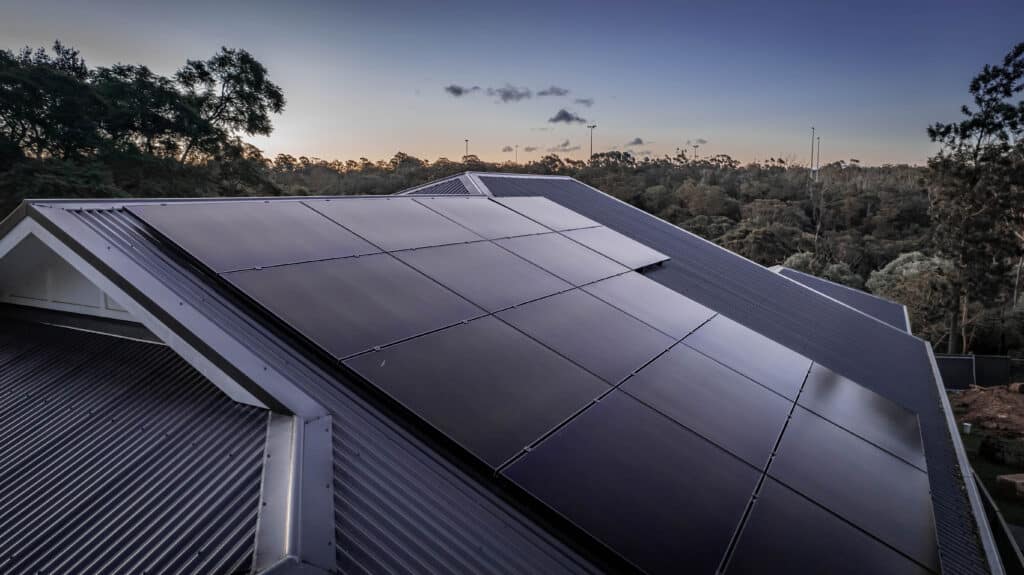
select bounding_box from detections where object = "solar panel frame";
[561,226,670,270]
[413,196,550,239]
[491,196,601,231]
[583,272,715,339]
[305,197,483,251]
[495,233,628,286]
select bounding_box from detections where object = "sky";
[3,0,1023,166]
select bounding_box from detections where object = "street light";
[586,124,597,159]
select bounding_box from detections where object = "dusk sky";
[4,0,1023,166]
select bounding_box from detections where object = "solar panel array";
[130,197,938,574]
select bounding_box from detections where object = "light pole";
[809,126,815,179]
[586,124,597,159]
[815,136,821,181]
[464,139,469,158]
[515,144,519,164]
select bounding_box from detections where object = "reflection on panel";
[504,391,760,575]
[683,316,811,400]
[492,196,600,231]
[345,316,608,467]
[498,290,674,384]
[622,344,791,468]
[129,201,379,272]
[583,272,714,339]
[394,242,571,312]
[495,233,628,286]
[562,226,669,269]
[306,197,481,251]
[224,253,483,359]
[799,364,926,470]
[770,407,939,571]
[414,197,549,239]
[727,479,933,575]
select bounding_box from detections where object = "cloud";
[487,84,532,102]
[501,145,514,152]
[626,137,644,147]
[638,150,654,156]
[538,85,569,97]
[686,138,709,146]
[530,127,551,132]
[524,146,539,152]
[574,97,594,107]
[444,84,480,97]
[548,139,581,153]
[548,109,587,124]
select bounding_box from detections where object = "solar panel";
[128,201,379,272]
[683,316,811,400]
[492,196,600,231]
[498,290,674,384]
[799,364,926,470]
[495,233,627,286]
[306,197,481,251]
[503,391,760,575]
[344,316,608,467]
[561,226,669,269]
[414,197,549,239]
[394,241,571,312]
[583,272,715,339]
[727,479,932,575]
[621,344,791,468]
[224,253,483,359]
[769,407,939,571]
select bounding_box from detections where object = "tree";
[175,47,285,163]
[927,42,1024,353]
[867,253,955,348]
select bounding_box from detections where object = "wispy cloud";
[686,138,709,146]
[530,127,552,132]
[444,84,480,97]
[487,84,532,103]
[626,137,644,147]
[548,139,581,153]
[501,145,514,152]
[548,109,587,124]
[524,146,539,152]
[574,97,594,107]
[538,85,569,97]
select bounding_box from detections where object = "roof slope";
[474,173,991,575]
[56,205,600,574]
[774,266,910,331]
[0,320,266,575]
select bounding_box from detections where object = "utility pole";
[809,126,815,179]
[586,124,597,159]
[692,143,699,160]
[815,136,821,181]
[515,144,519,164]
[464,139,469,158]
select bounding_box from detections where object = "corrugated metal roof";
[63,207,601,574]
[476,174,990,575]
[400,175,476,196]
[775,266,910,332]
[0,320,266,575]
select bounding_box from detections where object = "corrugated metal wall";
[0,320,267,575]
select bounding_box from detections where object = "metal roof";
[0,320,266,574]
[773,265,910,332]
[471,172,995,575]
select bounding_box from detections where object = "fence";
[936,354,1024,389]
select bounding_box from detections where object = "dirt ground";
[950,385,1024,438]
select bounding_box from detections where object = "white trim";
[0,218,266,408]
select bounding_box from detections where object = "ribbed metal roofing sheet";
[0,320,266,575]
[776,266,910,332]
[401,175,475,195]
[476,174,990,575]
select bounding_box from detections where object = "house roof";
[772,265,911,332]
[0,174,999,574]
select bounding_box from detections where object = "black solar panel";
[683,316,812,400]
[345,316,608,467]
[128,202,379,272]
[583,272,714,339]
[562,226,669,269]
[493,196,600,231]
[727,479,932,574]
[495,233,628,286]
[799,364,926,470]
[307,197,482,251]
[497,290,674,385]
[414,197,549,239]
[769,407,940,571]
[621,344,791,468]
[224,253,484,359]
[504,391,760,575]
[394,241,571,312]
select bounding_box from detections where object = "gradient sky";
[3,0,1023,166]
